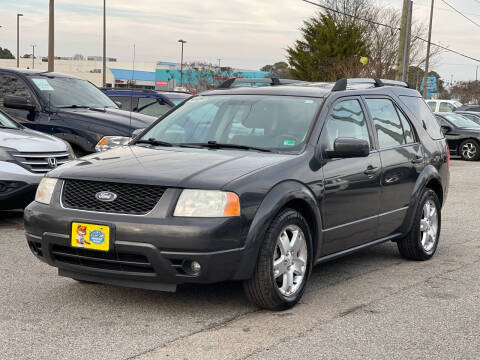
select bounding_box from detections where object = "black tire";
[459,139,480,161]
[243,208,312,311]
[397,189,441,261]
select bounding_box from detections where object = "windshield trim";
[132,94,324,155]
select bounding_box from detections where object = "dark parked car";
[455,111,480,125]
[455,104,480,112]
[434,112,480,161]
[25,78,449,310]
[103,89,175,118]
[0,68,157,156]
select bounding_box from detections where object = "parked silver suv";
[0,110,74,210]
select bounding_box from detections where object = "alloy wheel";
[419,199,439,253]
[461,142,477,160]
[273,225,308,297]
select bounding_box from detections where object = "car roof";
[104,89,164,97]
[0,67,80,79]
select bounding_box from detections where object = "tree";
[287,13,370,81]
[260,62,292,79]
[182,62,241,92]
[0,47,15,59]
[449,81,480,104]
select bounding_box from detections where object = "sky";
[0,0,480,83]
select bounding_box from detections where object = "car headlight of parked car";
[174,190,241,217]
[95,136,130,152]
[35,177,58,205]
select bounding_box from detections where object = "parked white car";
[426,100,463,113]
[0,110,74,210]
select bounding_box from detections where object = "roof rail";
[332,78,410,92]
[217,77,303,89]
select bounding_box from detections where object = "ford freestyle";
[24,78,450,310]
[0,68,157,156]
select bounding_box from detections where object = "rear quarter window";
[399,96,444,140]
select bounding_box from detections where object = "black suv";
[24,78,450,310]
[0,68,157,156]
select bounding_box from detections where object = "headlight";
[174,190,240,217]
[0,147,15,161]
[35,177,58,205]
[95,136,130,152]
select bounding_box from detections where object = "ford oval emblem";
[95,191,118,202]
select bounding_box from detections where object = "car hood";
[49,145,291,189]
[0,127,68,152]
[56,108,157,135]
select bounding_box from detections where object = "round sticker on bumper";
[90,230,105,245]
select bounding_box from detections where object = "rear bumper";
[24,196,253,290]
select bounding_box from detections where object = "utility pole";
[396,0,411,81]
[32,45,36,69]
[423,0,434,99]
[102,0,106,87]
[17,14,23,68]
[48,0,54,72]
[178,39,187,87]
[476,66,479,82]
[401,1,413,82]
[218,58,222,68]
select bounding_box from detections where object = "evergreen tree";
[287,14,370,81]
[0,47,15,59]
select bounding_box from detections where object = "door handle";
[411,156,424,164]
[364,165,379,175]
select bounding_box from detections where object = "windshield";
[444,114,480,128]
[454,101,462,108]
[0,111,20,129]
[30,76,118,109]
[140,95,322,152]
[461,113,480,125]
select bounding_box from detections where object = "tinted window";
[0,74,35,107]
[400,96,443,139]
[461,114,480,125]
[365,99,404,148]
[323,99,370,151]
[443,113,480,128]
[109,96,134,111]
[136,98,172,117]
[397,108,415,143]
[427,101,436,112]
[439,102,455,112]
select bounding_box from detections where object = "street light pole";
[17,14,23,68]
[422,0,434,99]
[218,58,222,68]
[178,39,187,87]
[103,0,106,88]
[32,45,36,69]
[48,0,54,72]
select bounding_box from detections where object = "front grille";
[51,244,155,273]
[13,152,71,173]
[62,179,165,215]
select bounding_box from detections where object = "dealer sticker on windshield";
[32,78,54,91]
[283,139,296,146]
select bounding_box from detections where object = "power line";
[301,0,480,63]
[439,0,480,29]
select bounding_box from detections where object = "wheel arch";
[232,180,323,280]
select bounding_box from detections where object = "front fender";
[232,180,322,280]
[400,164,442,234]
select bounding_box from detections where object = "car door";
[364,97,423,238]
[320,97,382,255]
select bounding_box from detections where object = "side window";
[0,74,35,107]
[323,99,371,151]
[397,108,415,143]
[110,96,133,111]
[137,98,171,117]
[434,115,450,127]
[399,96,443,140]
[439,102,455,112]
[427,101,436,112]
[365,98,405,148]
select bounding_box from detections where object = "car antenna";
[129,44,136,138]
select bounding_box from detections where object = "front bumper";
[0,161,44,209]
[24,186,252,291]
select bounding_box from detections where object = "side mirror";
[326,137,370,158]
[114,101,122,109]
[131,128,145,139]
[441,125,452,135]
[4,95,36,112]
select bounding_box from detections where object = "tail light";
[446,145,450,171]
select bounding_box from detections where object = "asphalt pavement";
[1,160,479,360]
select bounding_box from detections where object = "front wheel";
[397,189,441,261]
[243,209,312,311]
[460,139,480,161]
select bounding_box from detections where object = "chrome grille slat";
[13,152,71,174]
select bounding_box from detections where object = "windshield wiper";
[180,141,272,153]
[135,138,174,147]
[56,105,89,109]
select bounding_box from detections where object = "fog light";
[183,260,201,276]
